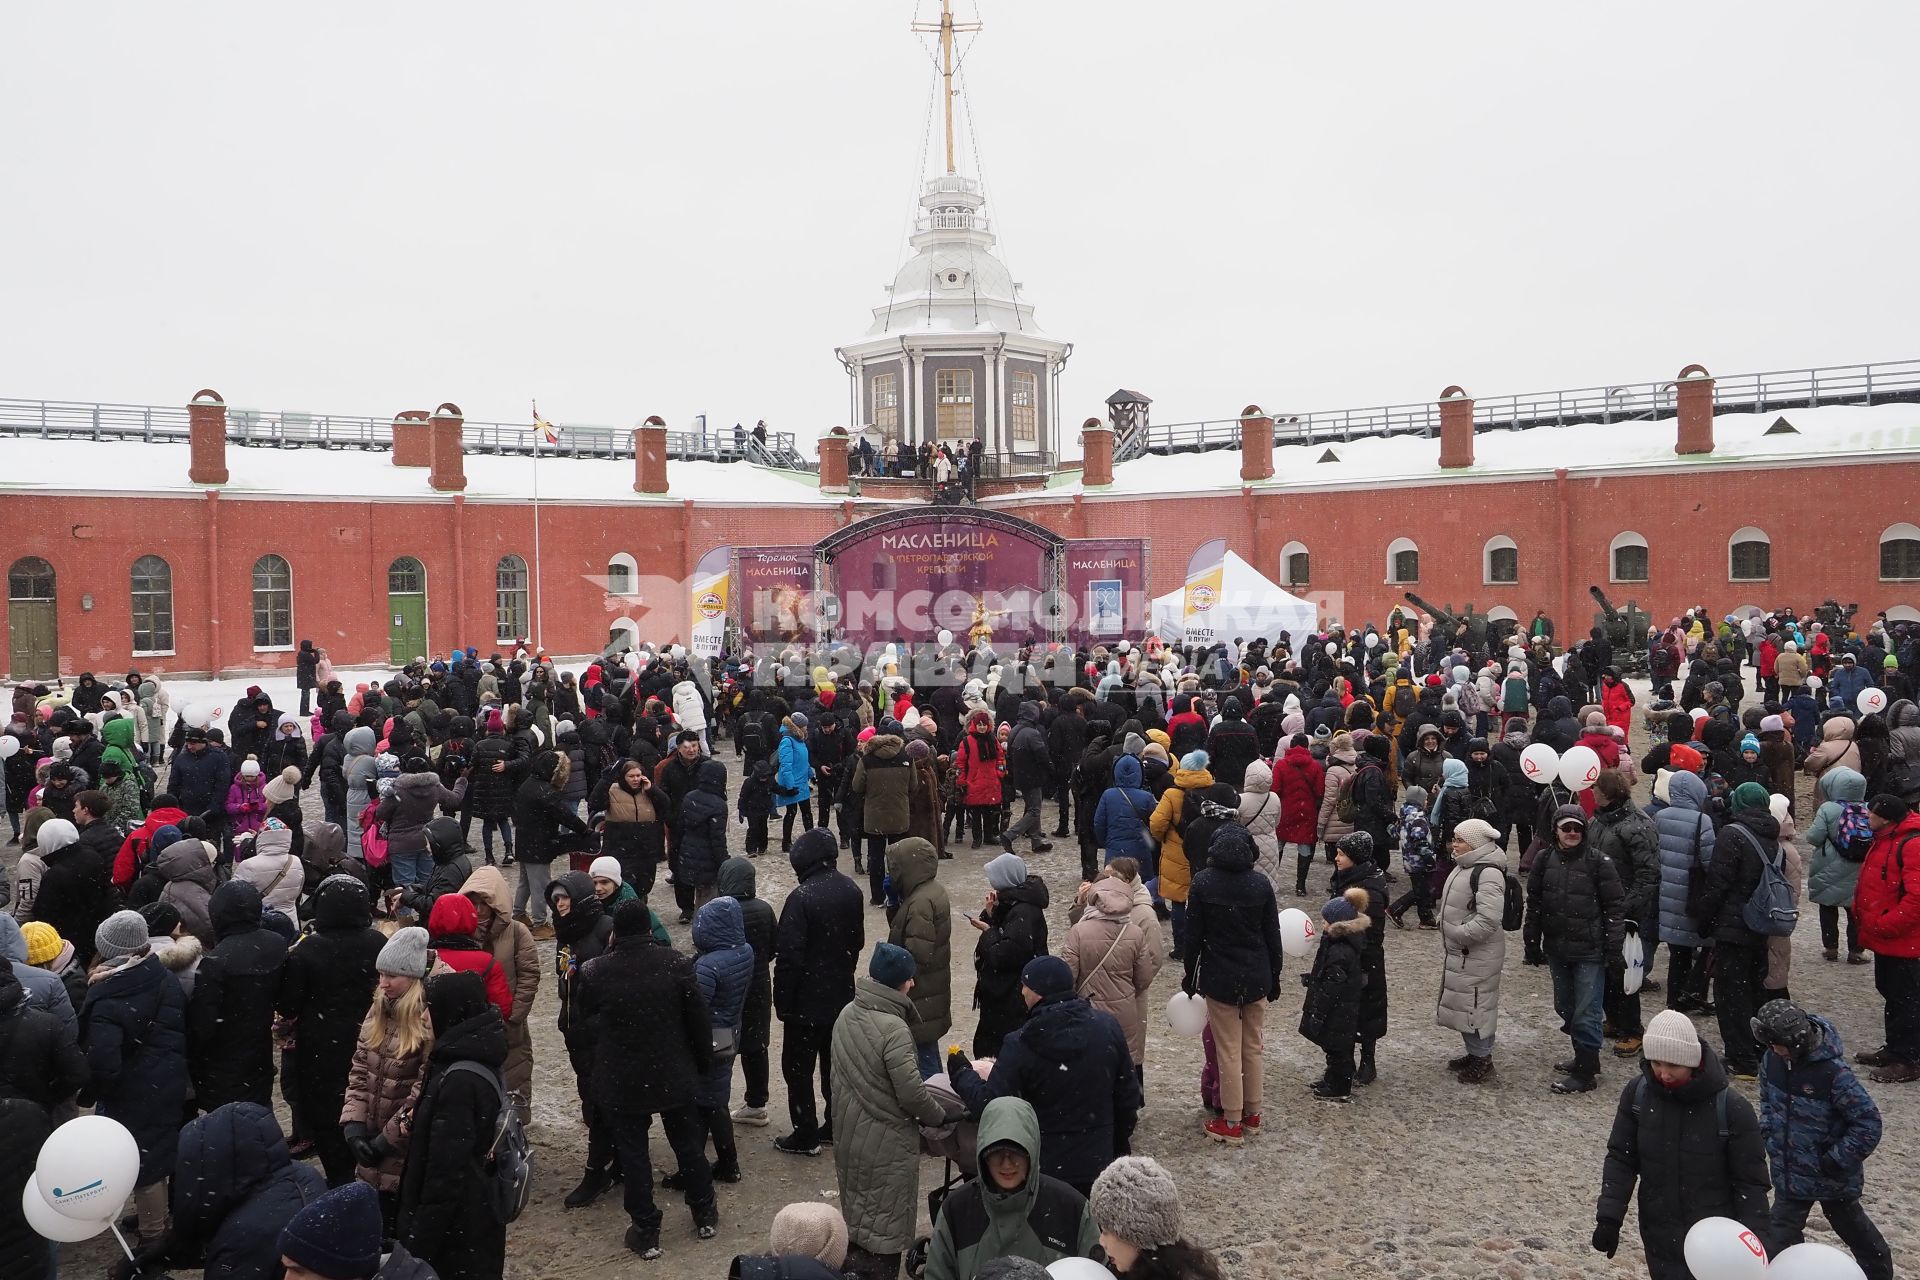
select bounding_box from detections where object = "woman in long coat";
[1435,818,1507,1083]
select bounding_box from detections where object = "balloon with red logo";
[1278,907,1316,959]
[1858,687,1888,716]
[1518,743,1560,785]
[1557,744,1602,792]
[1681,1216,1768,1280]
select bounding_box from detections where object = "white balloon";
[1558,744,1602,792]
[1806,675,1822,691]
[1690,706,1710,721]
[1858,687,1888,716]
[1767,1241,1867,1280]
[1047,1259,1114,1280]
[1278,907,1316,959]
[1552,654,1568,677]
[1165,991,1207,1038]
[1518,743,1560,785]
[182,702,214,729]
[528,724,545,748]
[0,736,19,760]
[1682,1216,1767,1280]
[1324,641,1337,656]
[1364,633,1379,649]
[937,629,954,648]
[22,1175,111,1243]
[34,1114,141,1222]
[1622,930,1645,995]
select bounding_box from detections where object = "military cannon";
[1814,599,1860,635]
[1589,586,1652,672]
[1403,592,1495,658]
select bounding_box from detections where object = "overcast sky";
[5,3,1916,445]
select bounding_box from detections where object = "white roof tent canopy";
[1151,550,1318,645]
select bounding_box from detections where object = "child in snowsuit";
[1387,787,1436,927]
[737,760,774,856]
[1299,887,1370,1102]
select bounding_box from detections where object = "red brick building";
[5,369,1920,679]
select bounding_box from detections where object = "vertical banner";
[690,545,733,658]
[1062,538,1148,644]
[735,546,816,646]
[1182,537,1228,646]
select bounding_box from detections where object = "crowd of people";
[2,598,1917,1279]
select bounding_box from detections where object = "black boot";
[1552,1048,1599,1094]
[1356,1044,1377,1086]
[564,1165,616,1210]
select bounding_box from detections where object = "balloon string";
[107,1220,138,1264]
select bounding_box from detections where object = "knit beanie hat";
[240,758,261,778]
[1869,794,1912,823]
[19,921,61,967]
[867,942,915,988]
[1019,955,1073,999]
[766,1202,849,1270]
[1731,781,1771,813]
[984,852,1027,892]
[278,1179,383,1280]
[588,856,623,884]
[1179,749,1209,772]
[138,902,182,938]
[1642,1009,1703,1067]
[1669,744,1704,774]
[1089,1156,1183,1251]
[1739,733,1760,755]
[1335,831,1374,862]
[1759,714,1785,735]
[376,926,433,979]
[94,910,151,962]
[1322,894,1358,924]
[262,765,302,807]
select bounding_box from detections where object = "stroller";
[904,1071,981,1279]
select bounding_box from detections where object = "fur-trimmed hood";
[1322,914,1372,940]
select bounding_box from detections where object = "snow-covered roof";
[0,438,850,506]
[1036,403,1920,500]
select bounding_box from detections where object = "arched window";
[1483,535,1518,585]
[130,555,174,653]
[1610,531,1649,584]
[251,554,292,649]
[6,557,57,680]
[8,557,54,602]
[1881,523,1920,581]
[387,556,424,595]
[606,553,638,596]
[1280,541,1309,589]
[496,555,530,642]
[1728,527,1771,582]
[1386,537,1419,585]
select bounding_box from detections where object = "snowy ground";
[41,670,1919,1279]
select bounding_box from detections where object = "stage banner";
[1063,537,1148,644]
[827,515,1051,651]
[1183,537,1228,646]
[689,545,733,658]
[735,545,815,647]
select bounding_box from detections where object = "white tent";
[1151,550,1319,645]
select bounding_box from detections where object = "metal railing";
[1134,357,1920,456]
[0,396,802,466]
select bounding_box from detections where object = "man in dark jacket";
[575,899,717,1258]
[1694,782,1782,1079]
[1594,1010,1769,1279]
[1588,769,1661,1059]
[772,828,864,1156]
[276,875,384,1187]
[512,750,590,940]
[189,881,290,1111]
[947,956,1139,1198]
[170,728,233,826]
[1181,825,1283,1134]
[1045,693,1090,838]
[139,1101,325,1280]
[655,732,709,921]
[30,799,115,966]
[1000,703,1053,856]
[675,758,730,905]
[1203,701,1261,792]
[716,857,777,1128]
[305,710,355,826]
[1525,804,1625,1094]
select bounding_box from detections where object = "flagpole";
[531,400,544,651]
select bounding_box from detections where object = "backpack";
[1469,864,1525,931]
[443,1061,534,1224]
[1835,802,1876,863]
[1732,826,1799,937]
[356,801,388,868]
[1179,789,1238,873]
[737,714,768,760]
[1871,757,1920,805]
[1333,769,1359,823]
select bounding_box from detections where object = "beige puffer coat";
[1435,824,1508,1038]
[462,865,540,1113]
[1237,759,1282,895]
[1316,742,1358,844]
[884,836,952,1044]
[1804,716,1860,781]
[1062,877,1163,1063]
[341,1004,434,1191]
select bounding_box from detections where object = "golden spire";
[912,0,981,175]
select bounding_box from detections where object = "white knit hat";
[1642,1009,1702,1068]
[589,856,623,884]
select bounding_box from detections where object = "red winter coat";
[1601,680,1635,735]
[114,805,190,890]
[426,895,516,1017]
[1856,812,1920,959]
[1757,639,1779,680]
[954,727,1004,807]
[1271,746,1325,845]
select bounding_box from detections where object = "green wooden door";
[387,557,427,665]
[7,557,57,679]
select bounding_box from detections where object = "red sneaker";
[1203,1117,1244,1146]
[1241,1113,1262,1135]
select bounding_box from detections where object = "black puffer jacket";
[0,963,86,1108]
[1598,1046,1770,1264]
[1523,814,1626,965]
[675,758,730,889]
[1298,915,1368,1051]
[80,953,190,1184]
[948,991,1140,1190]
[1203,708,1262,790]
[461,736,520,822]
[0,1098,52,1280]
[512,751,589,866]
[165,1102,325,1280]
[1588,796,1662,941]
[1330,857,1389,1042]
[548,870,615,1043]
[971,874,1051,1058]
[575,928,713,1115]
[398,975,508,1280]
[276,876,383,1139]
[1695,809,1779,947]
[393,817,475,921]
[31,838,115,966]
[189,881,290,1110]
[1005,703,1051,791]
[773,833,864,1027]
[1183,825,1284,1006]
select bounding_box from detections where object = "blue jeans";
[916,1041,941,1080]
[1549,958,1606,1051]
[389,846,429,889]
